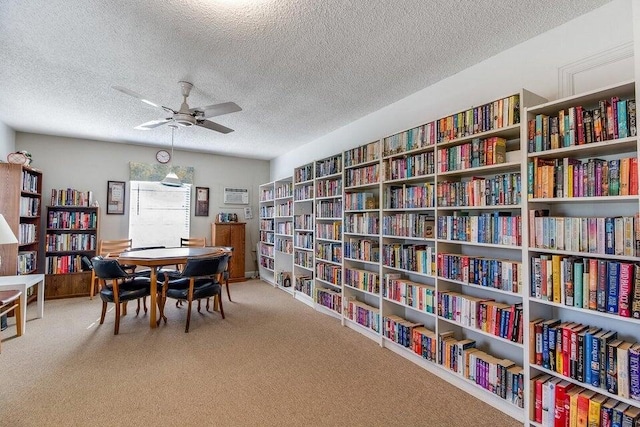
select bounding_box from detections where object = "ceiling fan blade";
[190,102,242,118]
[134,118,172,130]
[197,119,234,134]
[112,86,174,113]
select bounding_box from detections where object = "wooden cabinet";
[211,222,246,282]
[44,205,99,299]
[0,163,43,277]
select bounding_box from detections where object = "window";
[128,181,191,248]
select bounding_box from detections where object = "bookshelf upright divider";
[258,181,275,285]
[293,162,314,305]
[274,177,294,294]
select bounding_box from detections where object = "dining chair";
[91,257,152,335]
[219,246,234,301]
[90,239,134,299]
[159,254,228,333]
[0,290,22,353]
[180,237,206,247]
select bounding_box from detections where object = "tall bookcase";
[293,162,314,305]
[314,153,343,319]
[258,181,275,284]
[258,81,640,425]
[274,177,294,293]
[44,196,99,299]
[0,164,43,278]
[524,80,640,425]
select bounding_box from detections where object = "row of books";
[344,141,380,167]
[259,231,274,244]
[45,254,87,274]
[382,150,435,180]
[344,267,380,294]
[531,374,640,426]
[18,223,37,245]
[293,250,313,268]
[315,221,341,240]
[437,172,521,207]
[260,188,274,201]
[275,221,293,235]
[383,315,422,348]
[315,155,342,178]
[293,232,313,249]
[344,238,379,263]
[344,191,376,210]
[294,214,313,230]
[530,255,640,318]
[260,257,274,270]
[437,94,520,144]
[383,122,436,157]
[293,184,313,201]
[21,170,39,193]
[19,196,40,217]
[437,136,508,173]
[17,250,37,275]
[315,262,341,285]
[529,213,638,257]
[437,253,522,294]
[383,183,435,209]
[50,188,93,207]
[259,219,274,231]
[381,213,434,239]
[275,271,292,288]
[47,211,97,230]
[528,156,638,199]
[294,164,313,184]
[315,178,341,198]
[383,274,435,313]
[530,319,640,401]
[527,97,637,153]
[315,287,342,313]
[316,200,342,218]
[259,206,275,218]
[44,233,96,252]
[295,276,313,296]
[275,200,293,216]
[259,243,274,257]
[437,292,523,343]
[315,242,341,264]
[436,212,522,246]
[275,239,292,254]
[345,164,380,187]
[345,297,380,332]
[382,244,435,275]
[344,212,379,235]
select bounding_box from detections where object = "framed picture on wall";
[107,181,126,215]
[195,186,209,217]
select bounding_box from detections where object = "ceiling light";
[161,125,182,187]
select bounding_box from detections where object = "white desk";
[0,274,45,333]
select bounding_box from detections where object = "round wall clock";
[7,152,27,164]
[156,149,171,164]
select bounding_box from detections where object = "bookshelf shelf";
[529,297,640,325]
[438,240,522,250]
[316,277,340,288]
[437,161,521,178]
[437,204,521,211]
[527,247,639,262]
[382,174,435,184]
[527,195,638,203]
[436,123,522,149]
[437,276,523,298]
[527,136,636,159]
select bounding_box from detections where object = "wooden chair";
[180,237,206,247]
[90,239,133,299]
[0,290,22,353]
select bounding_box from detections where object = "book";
[568,386,586,427]
[576,389,597,427]
[612,402,630,427]
[616,341,633,399]
[632,264,640,319]
[601,398,617,427]
[606,338,622,394]
[607,261,620,314]
[533,373,552,423]
[629,343,640,400]
[618,262,634,317]
[554,379,574,426]
[622,406,640,426]
[588,393,608,427]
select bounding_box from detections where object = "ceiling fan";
[113,81,241,134]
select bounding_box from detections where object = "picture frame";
[106,181,126,215]
[195,186,209,217]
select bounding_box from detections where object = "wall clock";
[156,149,171,164]
[7,152,27,164]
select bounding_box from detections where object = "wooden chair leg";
[100,302,107,324]
[136,298,141,315]
[218,294,225,319]
[143,296,148,314]
[122,301,128,316]
[225,280,231,301]
[14,298,23,337]
[114,302,121,335]
[197,299,202,313]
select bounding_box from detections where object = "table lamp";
[0,214,19,271]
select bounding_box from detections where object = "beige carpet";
[0,280,521,426]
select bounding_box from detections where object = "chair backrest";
[98,239,133,258]
[91,257,129,280]
[180,255,227,278]
[180,237,206,248]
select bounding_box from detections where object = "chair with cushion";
[90,239,134,299]
[219,246,234,301]
[91,256,152,335]
[0,290,22,353]
[180,237,206,248]
[159,254,228,333]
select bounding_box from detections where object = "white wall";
[270,0,635,179]
[0,121,16,160]
[16,132,270,276]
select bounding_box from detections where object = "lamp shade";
[161,172,182,187]
[0,214,18,244]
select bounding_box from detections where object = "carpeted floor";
[0,280,521,426]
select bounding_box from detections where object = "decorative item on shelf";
[7,150,32,165]
[0,214,18,270]
[365,195,377,210]
[217,213,238,223]
[161,125,182,187]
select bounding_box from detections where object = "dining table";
[118,246,227,328]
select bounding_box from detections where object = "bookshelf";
[524,80,640,425]
[258,82,640,425]
[0,164,42,282]
[44,193,98,298]
[293,162,314,305]
[274,176,294,294]
[258,181,275,284]
[314,153,343,318]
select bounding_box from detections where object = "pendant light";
[161,124,182,187]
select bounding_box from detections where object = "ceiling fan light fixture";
[161,125,182,187]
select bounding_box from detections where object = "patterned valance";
[129,162,194,184]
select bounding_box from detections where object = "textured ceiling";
[0,0,611,160]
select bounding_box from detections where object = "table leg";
[18,283,27,334]
[36,278,45,320]
[149,267,157,328]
